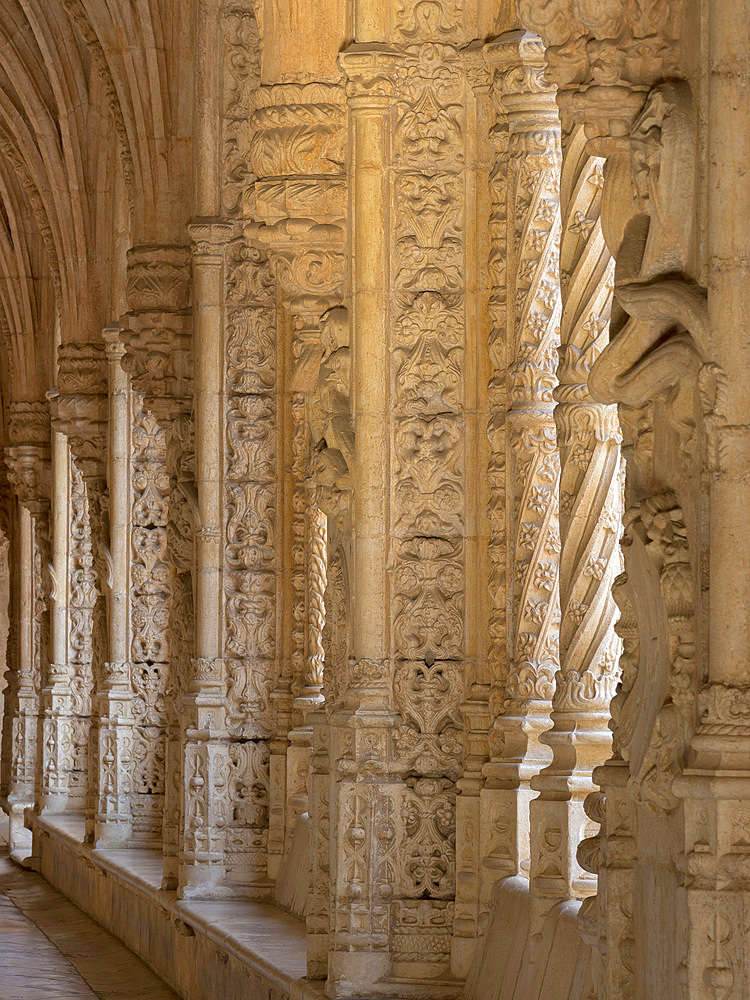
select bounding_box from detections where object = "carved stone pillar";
[178,220,233,899]
[6,502,36,857]
[65,455,96,815]
[481,30,561,890]
[120,240,194,880]
[129,397,171,843]
[39,416,71,814]
[5,402,51,856]
[53,341,109,843]
[250,219,344,862]
[528,121,622,905]
[307,306,352,980]
[327,14,477,987]
[517,1,718,995]
[246,77,346,878]
[93,327,134,847]
[329,45,402,994]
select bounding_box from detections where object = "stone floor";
[0,820,180,1000]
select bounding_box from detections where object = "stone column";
[121,241,193,882]
[330,43,402,994]
[94,326,134,847]
[53,341,109,844]
[5,403,51,856]
[453,43,494,976]
[179,220,233,899]
[245,72,347,879]
[6,501,36,857]
[481,29,561,889]
[39,417,71,814]
[528,121,622,904]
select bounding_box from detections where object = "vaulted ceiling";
[0,0,194,446]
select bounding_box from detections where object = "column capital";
[102,323,127,361]
[187,219,234,260]
[517,0,683,153]
[485,30,559,121]
[339,43,401,105]
[6,400,51,514]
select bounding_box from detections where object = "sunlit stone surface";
[0,2,748,999]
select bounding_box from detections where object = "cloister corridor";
[0,817,177,999]
[0,0,748,999]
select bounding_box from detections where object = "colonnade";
[0,1,747,999]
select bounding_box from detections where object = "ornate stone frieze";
[518,0,685,151]
[248,83,346,226]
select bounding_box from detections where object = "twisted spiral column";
[529,123,622,901]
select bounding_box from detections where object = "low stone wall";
[465,877,596,1000]
[31,813,318,1000]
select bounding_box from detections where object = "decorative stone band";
[697,684,750,737]
[247,82,345,178]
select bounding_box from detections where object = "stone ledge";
[30,811,321,1000]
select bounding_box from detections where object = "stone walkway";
[0,828,180,1000]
